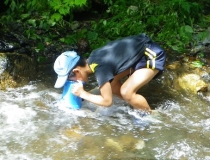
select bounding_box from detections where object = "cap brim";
[54,75,68,88]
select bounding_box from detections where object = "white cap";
[54,51,80,88]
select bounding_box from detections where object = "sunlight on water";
[0,81,209,160]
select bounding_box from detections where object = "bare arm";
[72,81,113,107]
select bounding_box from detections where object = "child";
[54,33,166,114]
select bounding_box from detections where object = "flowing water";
[0,69,210,160]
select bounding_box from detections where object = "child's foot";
[128,108,161,128]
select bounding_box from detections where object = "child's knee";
[120,87,132,102]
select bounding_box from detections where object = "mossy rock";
[0,52,37,90]
[177,73,208,93]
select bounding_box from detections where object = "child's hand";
[71,81,84,96]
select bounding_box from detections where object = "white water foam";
[0,102,41,160]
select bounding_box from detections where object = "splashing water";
[0,80,209,160]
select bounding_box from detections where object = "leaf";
[103,20,107,26]
[27,19,37,27]
[74,0,87,6]
[181,1,190,13]
[59,38,65,43]
[49,0,61,10]
[87,31,98,41]
[191,60,204,68]
[196,31,209,41]
[51,13,62,22]
[37,56,47,62]
[63,0,73,6]
[4,0,9,5]
[10,0,16,11]
[47,19,56,26]
[20,13,30,20]
[32,0,37,7]
[183,25,193,33]
[37,43,45,51]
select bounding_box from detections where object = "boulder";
[0,52,37,90]
[177,73,208,93]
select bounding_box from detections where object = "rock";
[62,126,83,141]
[202,27,210,45]
[118,134,145,150]
[135,139,145,150]
[198,92,210,102]
[177,73,208,93]
[166,61,181,70]
[76,135,105,158]
[0,52,37,90]
[89,87,100,95]
[77,38,90,55]
[105,138,123,152]
[190,45,204,54]
[0,40,14,52]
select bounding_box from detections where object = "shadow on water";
[0,68,210,160]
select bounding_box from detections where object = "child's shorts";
[135,41,166,76]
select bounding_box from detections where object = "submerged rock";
[119,134,146,150]
[62,126,83,141]
[135,139,145,150]
[105,138,123,152]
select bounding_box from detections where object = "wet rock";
[135,139,145,150]
[105,138,123,152]
[198,92,210,102]
[0,30,35,56]
[193,68,210,82]
[77,135,105,158]
[10,32,29,46]
[0,52,37,90]
[89,87,100,95]
[203,27,210,45]
[118,134,146,150]
[0,40,14,52]
[190,45,204,55]
[201,72,210,82]
[177,73,208,93]
[77,38,90,55]
[104,134,146,153]
[166,61,181,70]
[62,126,83,141]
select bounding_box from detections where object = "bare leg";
[110,69,130,99]
[120,68,159,111]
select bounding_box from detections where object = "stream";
[0,67,210,160]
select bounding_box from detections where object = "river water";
[0,69,210,160]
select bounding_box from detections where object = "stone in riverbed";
[178,73,208,93]
[0,52,36,90]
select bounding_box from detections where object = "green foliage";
[25,29,41,40]
[4,0,87,26]
[60,28,88,44]
[1,0,209,57]
[92,0,205,52]
[2,0,88,61]
[191,60,204,68]
[87,31,98,41]
[49,0,86,21]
